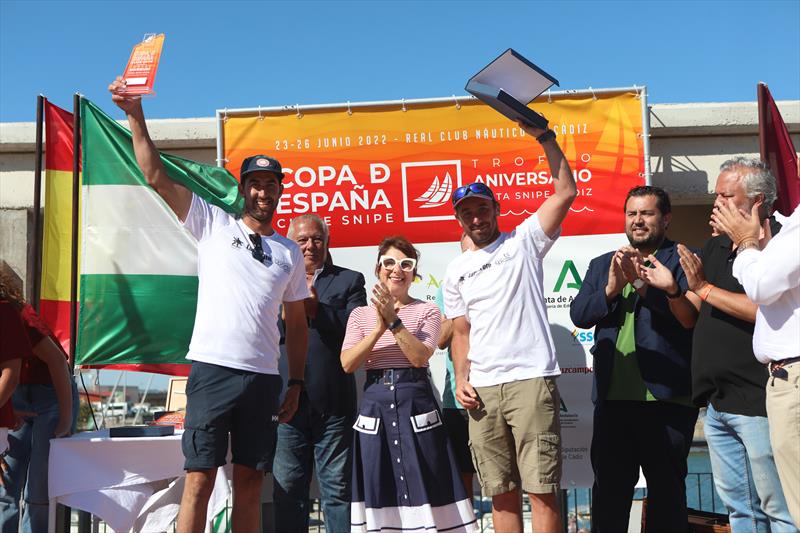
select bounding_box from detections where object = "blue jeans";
[272,394,353,533]
[0,381,79,533]
[704,403,796,532]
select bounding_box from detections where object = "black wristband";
[288,378,305,389]
[388,318,403,332]
[666,286,683,299]
[536,129,557,144]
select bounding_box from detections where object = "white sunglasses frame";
[378,255,417,272]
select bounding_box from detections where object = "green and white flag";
[76,98,243,373]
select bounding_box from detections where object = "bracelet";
[737,240,760,252]
[388,318,404,332]
[536,129,557,144]
[697,283,715,302]
[287,378,304,389]
[666,286,683,299]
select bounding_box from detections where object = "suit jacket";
[280,263,367,417]
[569,240,694,404]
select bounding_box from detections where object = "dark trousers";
[590,400,699,533]
[272,394,354,533]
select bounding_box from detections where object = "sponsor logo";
[401,160,462,222]
[231,237,244,249]
[553,260,583,292]
[570,328,594,345]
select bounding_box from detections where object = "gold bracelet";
[737,240,760,252]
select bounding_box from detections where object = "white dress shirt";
[732,205,800,363]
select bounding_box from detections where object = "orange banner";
[223,91,644,247]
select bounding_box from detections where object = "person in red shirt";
[0,305,24,433]
[0,270,76,533]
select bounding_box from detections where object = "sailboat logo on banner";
[401,160,463,223]
[414,173,454,208]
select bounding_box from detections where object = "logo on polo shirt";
[231,237,244,249]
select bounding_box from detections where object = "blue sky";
[2,0,799,123]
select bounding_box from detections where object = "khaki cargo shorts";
[468,376,562,496]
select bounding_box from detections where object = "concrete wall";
[2,100,798,297]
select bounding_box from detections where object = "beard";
[244,200,276,223]
[626,229,664,251]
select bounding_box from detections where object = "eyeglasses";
[379,255,417,272]
[249,233,271,264]
[452,182,495,206]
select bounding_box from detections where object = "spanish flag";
[39,100,77,358]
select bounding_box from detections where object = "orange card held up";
[121,33,165,96]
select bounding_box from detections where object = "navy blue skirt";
[350,370,477,532]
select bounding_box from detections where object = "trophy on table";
[466,48,559,129]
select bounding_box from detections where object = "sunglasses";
[452,182,495,206]
[249,233,271,264]
[379,255,417,272]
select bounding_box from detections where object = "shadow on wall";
[550,323,590,369]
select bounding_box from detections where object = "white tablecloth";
[48,429,230,533]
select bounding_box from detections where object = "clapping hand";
[616,246,645,285]
[370,283,397,333]
[638,255,679,295]
[711,199,764,248]
[677,244,708,292]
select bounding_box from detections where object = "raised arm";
[109,77,192,220]
[520,124,577,238]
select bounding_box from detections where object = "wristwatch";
[387,318,404,332]
[287,378,305,389]
[632,279,646,290]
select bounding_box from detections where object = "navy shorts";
[182,361,282,471]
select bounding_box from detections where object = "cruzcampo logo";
[553,260,582,292]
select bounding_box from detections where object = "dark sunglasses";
[249,233,271,264]
[451,182,495,206]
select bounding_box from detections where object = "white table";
[48,429,230,533]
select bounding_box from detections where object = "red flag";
[758,83,800,216]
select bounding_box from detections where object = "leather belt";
[768,356,800,379]
[365,367,429,386]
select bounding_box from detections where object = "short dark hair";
[374,235,420,278]
[624,186,671,215]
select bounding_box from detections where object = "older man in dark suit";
[273,214,367,533]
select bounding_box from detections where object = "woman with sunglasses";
[341,236,477,533]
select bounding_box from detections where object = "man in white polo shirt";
[444,124,577,533]
[110,77,309,533]
[714,199,800,526]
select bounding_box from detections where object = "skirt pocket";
[353,414,380,435]
[410,409,443,433]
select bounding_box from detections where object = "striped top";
[342,300,441,370]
